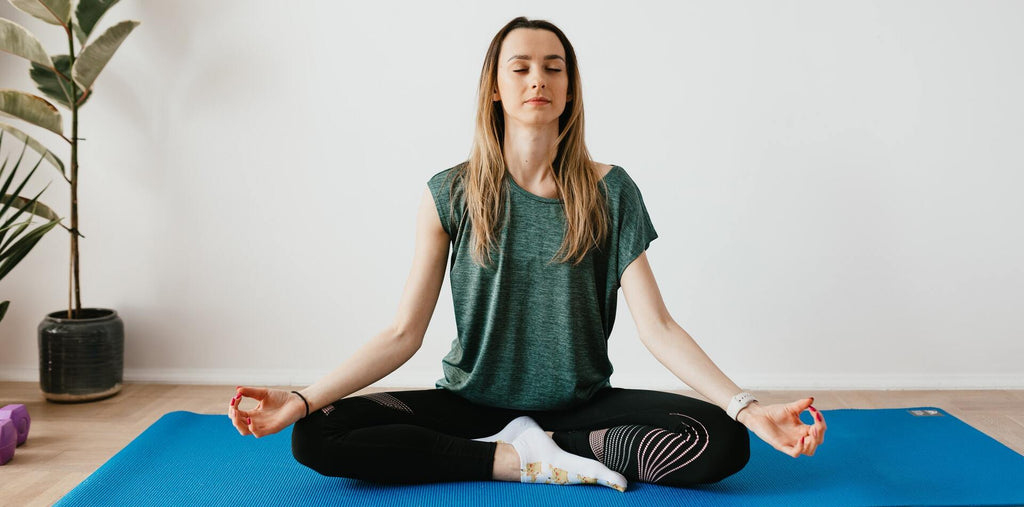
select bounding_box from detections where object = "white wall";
[1,1,1021,391]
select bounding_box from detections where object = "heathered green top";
[427,162,658,411]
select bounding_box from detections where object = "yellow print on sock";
[524,462,544,482]
[576,474,597,484]
[548,467,569,484]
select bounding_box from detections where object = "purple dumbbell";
[0,419,14,465]
[0,404,30,446]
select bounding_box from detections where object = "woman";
[228,16,827,492]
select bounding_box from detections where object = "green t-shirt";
[427,163,658,410]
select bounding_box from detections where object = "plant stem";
[67,22,81,318]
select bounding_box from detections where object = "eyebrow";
[507,54,565,63]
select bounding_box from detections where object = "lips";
[526,98,550,104]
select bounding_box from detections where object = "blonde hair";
[442,16,610,270]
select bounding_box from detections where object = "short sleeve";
[615,178,658,284]
[427,168,455,239]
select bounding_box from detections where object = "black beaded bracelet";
[291,390,310,418]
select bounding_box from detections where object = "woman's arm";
[294,326,423,413]
[296,186,451,412]
[231,187,450,437]
[231,326,421,437]
[634,319,758,422]
[619,251,827,460]
[618,251,756,420]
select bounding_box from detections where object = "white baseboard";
[2,367,1023,389]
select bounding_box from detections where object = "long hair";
[441,16,610,269]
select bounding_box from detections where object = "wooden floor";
[2,382,1023,506]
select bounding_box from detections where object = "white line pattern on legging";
[589,428,608,462]
[603,425,646,474]
[357,392,414,414]
[638,413,710,483]
[638,429,689,482]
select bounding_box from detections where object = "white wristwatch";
[726,391,758,421]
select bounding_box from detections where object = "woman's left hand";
[738,396,826,458]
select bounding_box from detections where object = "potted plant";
[0,130,63,324]
[0,0,140,402]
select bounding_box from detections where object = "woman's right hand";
[227,386,306,438]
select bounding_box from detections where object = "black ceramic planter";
[38,308,124,403]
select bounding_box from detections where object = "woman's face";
[493,28,571,127]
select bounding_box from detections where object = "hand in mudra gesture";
[227,386,305,438]
[740,397,827,458]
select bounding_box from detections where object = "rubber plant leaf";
[8,0,72,26]
[73,0,121,46]
[0,18,56,68]
[71,19,139,91]
[30,55,85,110]
[0,90,63,137]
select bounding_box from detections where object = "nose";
[531,71,546,89]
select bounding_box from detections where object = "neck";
[503,120,560,186]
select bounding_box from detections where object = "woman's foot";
[493,426,627,492]
[473,415,543,444]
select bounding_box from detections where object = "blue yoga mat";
[56,406,1024,506]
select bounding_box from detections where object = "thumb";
[794,396,814,410]
[237,386,269,400]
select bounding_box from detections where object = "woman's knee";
[291,414,328,473]
[290,410,366,478]
[694,419,751,485]
[658,416,751,487]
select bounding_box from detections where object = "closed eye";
[513,69,562,73]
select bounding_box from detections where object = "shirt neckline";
[508,165,620,203]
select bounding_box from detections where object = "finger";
[790,429,809,458]
[800,429,814,456]
[232,409,250,436]
[238,386,269,401]
[227,392,245,423]
[231,415,249,436]
[249,414,266,439]
[809,405,826,444]
[228,391,242,411]
[232,408,252,436]
[810,426,822,455]
[810,405,827,436]
[789,397,814,430]
[809,426,821,454]
[792,396,814,414]
[791,437,804,458]
[227,387,249,433]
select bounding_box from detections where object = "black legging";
[291,386,750,488]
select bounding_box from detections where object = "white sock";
[510,426,628,492]
[472,415,540,444]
